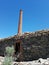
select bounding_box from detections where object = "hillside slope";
[0,29,49,61]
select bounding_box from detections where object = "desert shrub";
[2,46,14,65]
[5,46,14,56]
[2,56,13,65]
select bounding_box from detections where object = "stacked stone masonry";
[0,30,49,61]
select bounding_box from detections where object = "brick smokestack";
[18,9,23,36]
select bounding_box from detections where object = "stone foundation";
[0,30,49,61]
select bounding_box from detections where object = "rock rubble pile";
[0,56,49,65]
[0,30,49,61]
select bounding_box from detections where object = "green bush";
[2,46,14,65]
[5,46,14,56]
[2,56,13,65]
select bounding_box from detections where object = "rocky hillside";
[0,29,49,61]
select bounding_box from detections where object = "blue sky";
[0,0,49,38]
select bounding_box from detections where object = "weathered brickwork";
[0,30,49,61]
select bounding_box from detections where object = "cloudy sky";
[0,0,49,38]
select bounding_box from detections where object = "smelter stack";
[18,10,23,36]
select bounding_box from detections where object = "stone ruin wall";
[21,30,49,61]
[0,30,49,61]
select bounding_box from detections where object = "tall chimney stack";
[18,9,23,36]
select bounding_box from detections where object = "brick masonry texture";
[0,30,49,61]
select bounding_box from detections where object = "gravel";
[0,56,49,65]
